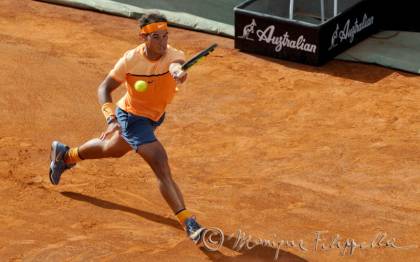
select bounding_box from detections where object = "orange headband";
[140,22,168,34]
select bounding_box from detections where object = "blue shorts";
[116,107,165,151]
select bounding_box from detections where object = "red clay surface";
[0,1,419,261]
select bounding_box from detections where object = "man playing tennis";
[49,12,205,244]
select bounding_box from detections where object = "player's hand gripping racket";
[173,43,217,86]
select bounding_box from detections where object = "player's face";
[145,30,168,56]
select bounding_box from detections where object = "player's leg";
[50,107,134,185]
[137,140,205,243]
[77,130,132,159]
[137,140,185,212]
[49,131,131,185]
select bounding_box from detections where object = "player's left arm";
[169,59,187,84]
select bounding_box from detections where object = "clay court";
[0,1,419,261]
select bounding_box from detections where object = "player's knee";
[139,145,168,162]
[157,151,168,163]
[156,170,172,185]
[152,152,168,167]
[148,155,170,179]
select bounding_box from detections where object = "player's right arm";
[98,50,129,140]
[98,76,121,105]
[98,51,132,140]
[98,76,123,140]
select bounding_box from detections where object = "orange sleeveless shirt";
[109,44,185,121]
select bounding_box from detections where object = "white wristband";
[169,63,182,76]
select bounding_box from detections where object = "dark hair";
[138,13,167,28]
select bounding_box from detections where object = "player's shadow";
[60,191,182,229]
[61,191,307,262]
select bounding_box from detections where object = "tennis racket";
[181,43,218,71]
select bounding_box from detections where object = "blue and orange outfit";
[63,22,195,227]
[108,42,194,226]
[106,43,185,150]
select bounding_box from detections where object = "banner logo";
[238,19,257,41]
[238,19,317,53]
[329,13,374,50]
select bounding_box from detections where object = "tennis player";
[49,12,205,244]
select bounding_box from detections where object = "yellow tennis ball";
[134,80,148,92]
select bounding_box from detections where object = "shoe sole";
[50,141,64,162]
[48,162,55,185]
[190,227,206,245]
[49,141,64,185]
